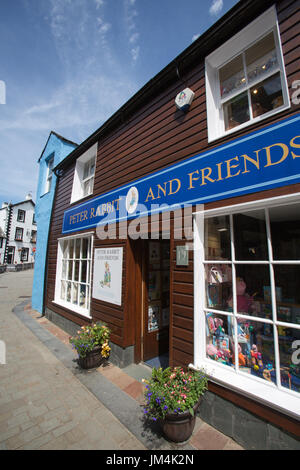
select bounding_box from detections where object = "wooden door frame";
[132,239,145,364]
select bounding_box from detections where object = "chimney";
[1,202,8,209]
[25,193,32,201]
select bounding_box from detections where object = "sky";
[0,0,239,205]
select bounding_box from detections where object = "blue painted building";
[32,132,77,313]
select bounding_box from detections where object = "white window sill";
[52,299,91,319]
[189,359,300,421]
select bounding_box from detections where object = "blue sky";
[0,0,239,205]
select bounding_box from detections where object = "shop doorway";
[143,240,170,367]
[7,246,15,264]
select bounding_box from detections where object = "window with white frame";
[205,6,290,142]
[194,195,300,418]
[54,235,93,316]
[45,155,54,193]
[71,143,97,203]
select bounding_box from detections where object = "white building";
[0,194,37,266]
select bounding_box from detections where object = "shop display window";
[55,235,92,315]
[200,201,300,400]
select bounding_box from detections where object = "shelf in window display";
[220,66,280,105]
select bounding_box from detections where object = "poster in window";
[149,242,160,265]
[148,271,161,301]
[92,247,123,306]
[148,302,160,332]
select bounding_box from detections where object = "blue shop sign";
[63,114,300,234]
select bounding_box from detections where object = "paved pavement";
[0,269,243,451]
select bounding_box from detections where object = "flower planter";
[161,399,201,443]
[78,347,104,369]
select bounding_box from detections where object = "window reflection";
[270,203,300,260]
[205,216,231,260]
[205,264,232,311]
[278,326,300,392]
[274,266,300,325]
[233,210,268,260]
[250,73,283,118]
[234,265,270,319]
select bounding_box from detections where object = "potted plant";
[69,322,111,369]
[143,366,208,442]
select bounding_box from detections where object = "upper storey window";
[45,155,54,193]
[205,7,290,142]
[71,143,97,204]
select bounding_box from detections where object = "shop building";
[44,0,300,445]
[32,131,77,314]
[0,194,36,267]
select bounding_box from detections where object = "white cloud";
[192,33,200,42]
[131,46,140,63]
[209,0,223,16]
[94,0,105,8]
[124,0,140,63]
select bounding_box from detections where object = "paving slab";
[0,269,243,451]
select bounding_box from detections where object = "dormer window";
[71,143,97,203]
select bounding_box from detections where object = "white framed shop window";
[71,143,97,204]
[205,6,290,142]
[54,233,93,317]
[192,193,300,420]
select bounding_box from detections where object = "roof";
[38,131,78,163]
[54,0,277,172]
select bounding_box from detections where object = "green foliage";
[69,323,111,358]
[143,367,208,421]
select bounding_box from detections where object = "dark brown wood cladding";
[45,0,300,388]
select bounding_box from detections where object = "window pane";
[90,158,95,176]
[72,283,78,305]
[61,281,66,301]
[63,240,68,258]
[234,265,270,318]
[79,284,86,307]
[69,239,74,258]
[83,180,91,197]
[83,161,90,180]
[274,266,300,324]
[270,204,300,260]
[81,261,87,283]
[278,326,300,393]
[82,238,88,258]
[66,282,71,302]
[86,286,90,310]
[62,260,67,279]
[243,319,276,384]
[205,216,231,260]
[75,238,81,259]
[74,261,80,282]
[205,264,232,311]
[233,210,268,260]
[246,32,277,84]
[223,91,250,131]
[206,313,234,368]
[250,73,283,118]
[219,55,245,99]
[67,261,73,281]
